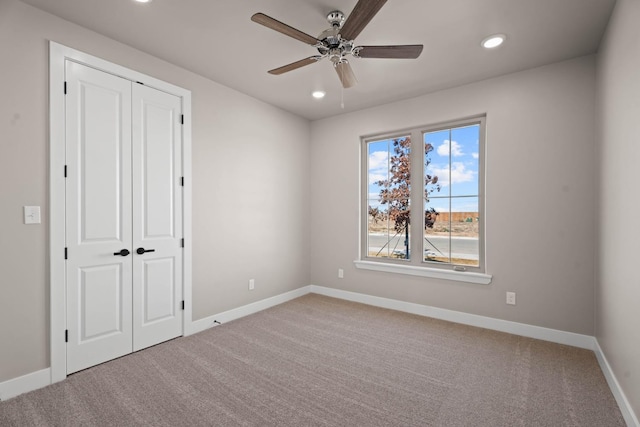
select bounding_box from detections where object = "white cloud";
[429,162,475,187]
[368,150,390,184]
[368,150,388,171]
[471,152,479,159]
[368,173,387,184]
[437,140,463,157]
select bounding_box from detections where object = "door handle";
[136,247,156,255]
[114,249,130,256]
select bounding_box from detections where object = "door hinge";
[181,114,184,125]
[136,81,144,85]
[180,238,184,248]
[181,300,185,310]
[64,81,67,95]
[64,247,68,260]
[180,177,184,187]
[65,330,68,343]
[64,165,67,178]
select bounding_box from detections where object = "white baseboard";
[593,341,640,427]
[310,285,595,349]
[186,286,312,335]
[189,284,592,349]
[0,368,51,401]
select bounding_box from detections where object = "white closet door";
[65,61,133,374]
[65,63,184,373]
[131,84,183,351]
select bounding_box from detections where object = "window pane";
[367,136,411,260]
[424,129,450,264]
[450,125,480,197]
[424,130,450,198]
[367,203,411,259]
[450,197,479,267]
[368,205,389,258]
[368,140,390,191]
[367,139,390,258]
[424,199,450,264]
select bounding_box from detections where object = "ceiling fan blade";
[268,57,321,75]
[251,13,320,46]
[357,45,424,59]
[340,0,388,41]
[335,61,357,88]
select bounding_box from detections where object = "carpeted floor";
[0,294,626,426]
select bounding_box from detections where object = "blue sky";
[368,124,480,214]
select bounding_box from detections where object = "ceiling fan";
[251,0,423,88]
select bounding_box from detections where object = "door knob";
[113,249,130,256]
[136,247,156,255]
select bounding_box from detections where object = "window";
[360,117,487,281]
[365,135,412,259]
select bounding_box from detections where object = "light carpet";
[0,294,625,426]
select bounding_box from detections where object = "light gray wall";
[596,0,640,417]
[0,0,310,382]
[3,0,632,410]
[310,56,598,335]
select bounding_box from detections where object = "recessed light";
[134,0,152,3]
[312,91,326,99]
[481,34,506,49]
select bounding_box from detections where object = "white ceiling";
[20,0,615,120]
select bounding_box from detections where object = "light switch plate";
[24,206,41,224]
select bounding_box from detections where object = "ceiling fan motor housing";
[318,11,353,64]
[318,27,341,48]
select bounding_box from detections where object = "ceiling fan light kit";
[251,0,423,89]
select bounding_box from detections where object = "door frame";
[49,41,193,383]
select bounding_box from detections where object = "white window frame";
[356,116,491,285]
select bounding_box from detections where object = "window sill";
[353,260,492,285]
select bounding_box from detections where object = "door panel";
[80,264,125,341]
[141,101,176,238]
[132,84,183,352]
[142,257,176,323]
[65,61,133,374]
[79,83,127,242]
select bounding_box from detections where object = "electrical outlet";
[249,279,255,290]
[506,291,516,305]
[338,268,344,279]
